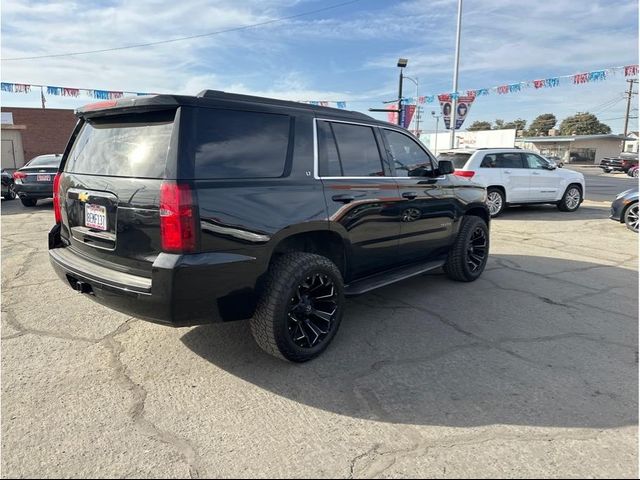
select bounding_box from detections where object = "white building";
[421,129,516,156]
[515,134,633,164]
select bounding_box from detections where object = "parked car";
[48,91,491,362]
[437,148,586,217]
[610,188,639,232]
[13,154,62,206]
[626,165,639,178]
[1,168,16,200]
[600,152,638,173]
[544,155,564,168]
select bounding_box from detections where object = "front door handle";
[503,170,512,174]
[532,171,541,175]
[402,191,418,200]
[332,194,356,203]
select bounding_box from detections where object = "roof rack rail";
[195,89,372,119]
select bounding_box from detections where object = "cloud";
[1,0,637,134]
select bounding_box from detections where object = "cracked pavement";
[1,198,638,478]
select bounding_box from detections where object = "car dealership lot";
[1,198,638,478]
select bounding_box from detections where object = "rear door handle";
[332,194,356,203]
[402,191,418,200]
[503,170,512,174]
[532,171,541,175]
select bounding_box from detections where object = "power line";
[1,0,363,62]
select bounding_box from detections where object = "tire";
[557,185,582,212]
[444,215,490,282]
[624,202,639,233]
[4,184,16,200]
[486,188,505,218]
[20,197,37,207]
[250,252,345,362]
[634,169,639,178]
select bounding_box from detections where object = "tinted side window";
[194,109,290,179]
[480,154,497,168]
[383,129,434,176]
[317,121,342,176]
[330,123,384,177]
[495,153,524,168]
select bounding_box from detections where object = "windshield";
[65,110,175,178]
[27,155,61,167]
[437,152,472,169]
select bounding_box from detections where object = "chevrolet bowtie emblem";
[78,192,89,202]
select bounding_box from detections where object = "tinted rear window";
[65,110,175,178]
[27,155,61,167]
[437,152,471,169]
[194,108,290,179]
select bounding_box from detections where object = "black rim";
[287,273,338,349]
[466,226,488,272]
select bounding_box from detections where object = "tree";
[526,113,557,136]
[559,112,612,135]
[493,119,505,130]
[503,118,527,131]
[466,121,492,131]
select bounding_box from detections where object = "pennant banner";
[1,65,637,114]
[438,93,476,130]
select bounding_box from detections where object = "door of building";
[1,139,17,169]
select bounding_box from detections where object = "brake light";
[53,172,63,223]
[159,182,197,253]
[454,170,475,178]
[12,171,26,180]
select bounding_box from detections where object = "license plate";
[36,174,51,182]
[85,204,107,231]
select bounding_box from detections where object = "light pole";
[432,111,441,154]
[404,75,419,136]
[397,58,408,126]
[450,0,463,148]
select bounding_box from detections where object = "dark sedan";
[610,187,639,233]
[1,168,17,200]
[13,154,62,207]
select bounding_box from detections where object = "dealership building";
[1,107,76,169]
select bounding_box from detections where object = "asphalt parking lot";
[1,176,638,477]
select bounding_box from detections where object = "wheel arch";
[268,228,350,279]
[487,184,507,203]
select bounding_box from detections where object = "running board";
[344,259,445,296]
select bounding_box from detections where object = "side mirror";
[437,159,455,176]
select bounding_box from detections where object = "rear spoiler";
[75,95,180,117]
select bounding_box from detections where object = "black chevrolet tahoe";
[48,90,490,362]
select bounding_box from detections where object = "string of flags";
[0,81,351,109]
[397,64,638,105]
[1,82,157,99]
[1,64,637,109]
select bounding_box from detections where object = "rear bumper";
[48,226,262,326]
[14,182,53,198]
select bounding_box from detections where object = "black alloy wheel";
[444,215,490,282]
[466,226,489,273]
[287,273,339,349]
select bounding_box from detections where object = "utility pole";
[449,0,463,148]
[622,78,638,152]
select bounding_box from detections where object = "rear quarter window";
[194,108,291,179]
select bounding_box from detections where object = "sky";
[1,0,638,134]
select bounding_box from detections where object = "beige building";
[515,133,632,164]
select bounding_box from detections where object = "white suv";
[438,148,586,217]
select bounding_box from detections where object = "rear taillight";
[12,171,26,180]
[53,172,63,223]
[159,182,197,253]
[454,170,475,178]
